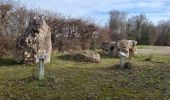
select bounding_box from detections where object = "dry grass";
[0,49,170,100]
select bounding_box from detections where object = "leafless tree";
[109,10,127,41]
[156,20,170,46]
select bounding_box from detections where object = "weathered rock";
[101,40,137,57]
[101,41,117,56]
[72,51,100,63]
[14,17,52,64]
[116,39,137,57]
[101,41,116,52]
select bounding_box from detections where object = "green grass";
[0,51,170,100]
[137,45,168,49]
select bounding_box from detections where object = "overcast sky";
[17,0,170,25]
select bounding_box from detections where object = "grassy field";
[137,45,169,49]
[0,48,170,100]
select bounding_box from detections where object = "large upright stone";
[101,41,116,52]
[101,40,137,57]
[116,40,137,57]
[14,17,52,64]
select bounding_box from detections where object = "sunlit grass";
[137,45,169,49]
[0,51,170,99]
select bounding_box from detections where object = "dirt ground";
[137,46,170,55]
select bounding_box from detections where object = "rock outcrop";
[14,17,52,64]
[101,41,116,52]
[116,40,137,57]
[72,51,100,63]
[101,40,137,57]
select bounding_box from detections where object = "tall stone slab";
[14,17,52,64]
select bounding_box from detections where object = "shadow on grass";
[57,53,99,63]
[97,51,115,59]
[144,60,166,64]
[57,54,73,61]
[58,51,116,61]
[57,54,91,63]
[0,58,20,66]
[18,74,57,84]
[99,62,136,72]
[19,75,39,83]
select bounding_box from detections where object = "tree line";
[0,1,169,57]
[109,10,170,46]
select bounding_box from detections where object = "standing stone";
[101,40,137,57]
[101,41,117,56]
[101,41,116,52]
[116,40,137,57]
[14,17,52,64]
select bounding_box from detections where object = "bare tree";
[109,10,127,41]
[126,14,155,45]
[156,20,170,46]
